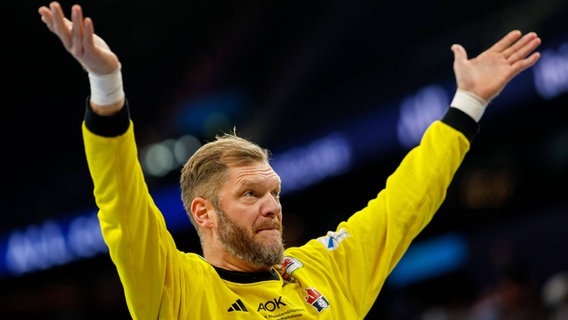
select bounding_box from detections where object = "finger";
[71,5,85,55]
[451,44,467,63]
[487,30,522,53]
[38,6,54,28]
[510,51,541,77]
[49,2,72,48]
[50,2,66,33]
[503,33,541,62]
[82,17,95,52]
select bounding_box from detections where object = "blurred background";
[4,0,568,318]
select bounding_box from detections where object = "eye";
[244,190,256,198]
[271,190,280,199]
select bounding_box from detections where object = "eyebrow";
[236,176,281,190]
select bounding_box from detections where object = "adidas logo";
[227,299,248,312]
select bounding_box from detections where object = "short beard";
[216,207,284,269]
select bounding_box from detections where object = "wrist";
[450,89,489,122]
[88,68,125,107]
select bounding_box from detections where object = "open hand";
[452,30,541,101]
[38,1,120,75]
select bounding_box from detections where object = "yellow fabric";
[82,119,470,319]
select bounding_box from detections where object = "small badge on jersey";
[278,257,303,283]
[317,228,350,250]
[304,287,329,312]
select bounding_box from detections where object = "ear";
[191,197,215,229]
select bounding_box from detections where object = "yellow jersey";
[83,102,474,319]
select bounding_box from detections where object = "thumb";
[451,44,467,63]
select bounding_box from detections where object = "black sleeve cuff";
[84,96,131,137]
[441,107,480,142]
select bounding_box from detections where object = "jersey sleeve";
[288,114,473,316]
[82,102,185,319]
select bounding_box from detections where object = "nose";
[260,193,282,217]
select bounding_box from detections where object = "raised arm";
[38,1,124,114]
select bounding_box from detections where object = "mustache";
[254,219,282,232]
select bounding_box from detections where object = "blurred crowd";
[419,269,568,320]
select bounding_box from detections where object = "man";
[38,1,541,319]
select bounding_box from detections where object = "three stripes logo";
[227,299,248,312]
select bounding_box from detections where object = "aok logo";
[257,296,287,312]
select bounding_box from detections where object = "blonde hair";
[180,130,270,235]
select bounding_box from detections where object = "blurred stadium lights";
[273,133,352,194]
[459,169,516,210]
[1,211,107,278]
[534,42,568,100]
[387,233,468,288]
[397,84,448,149]
[141,134,202,178]
[174,88,249,138]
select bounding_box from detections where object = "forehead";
[225,162,281,188]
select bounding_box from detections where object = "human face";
[216,162,283,268]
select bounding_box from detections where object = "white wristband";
[88,68,125,107]
[450,89,489,122]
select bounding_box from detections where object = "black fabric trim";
[213,266,280,283]
[84,96,131,137]
[441,107,480,142]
